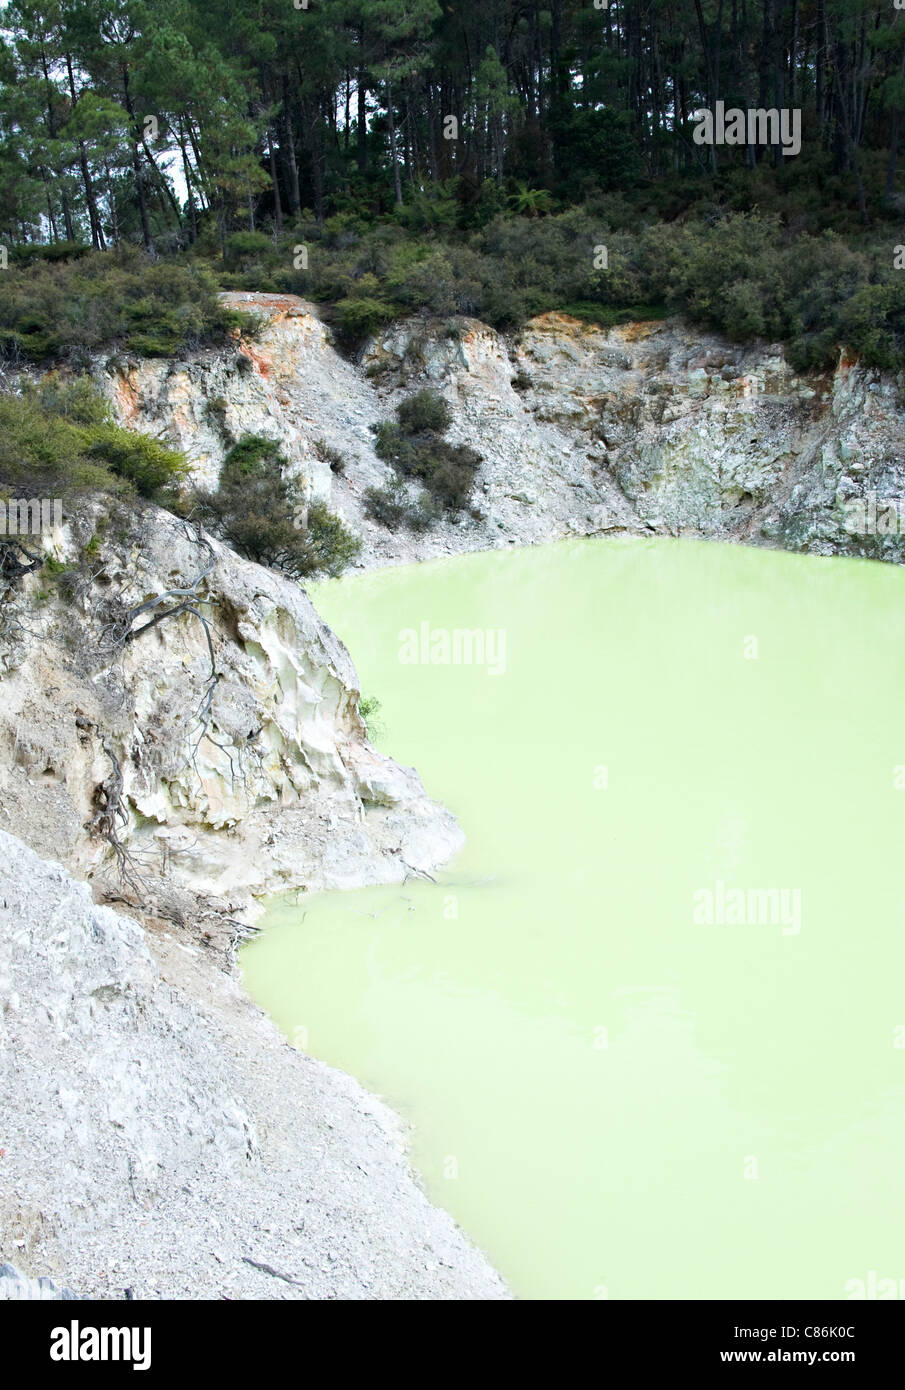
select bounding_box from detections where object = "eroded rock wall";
[0,501,461,915]
[100,294,905,570]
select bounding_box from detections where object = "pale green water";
[242,536,905,1300]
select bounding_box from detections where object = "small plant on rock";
[371,389,480,525]
[199,434,360,578]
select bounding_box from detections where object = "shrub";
[10,240,92,265]
[303,502,361,576]
[334,294,394,341]
[6,201,899,387]
[372,389,480,520]
[0,375,187,504]
[200,434,360,578]
[226,231,273,264]
[358,694,383,738]
[397,388,451,434]
[203,396,233,442]
[312,438,346,474]
[0,246,241,364]
[268,202,903,370]
[363,480,409,530]
[83,425,188,497]
[419,442,482,512]
[363,477,438,532]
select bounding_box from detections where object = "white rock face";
[0,832,508,1299]
[0,504,461,912]
[97,293,375,503]
[364,311,905,557]
[100,294,905,568]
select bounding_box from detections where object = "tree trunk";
[884,45,905,204]
[187,122,213,207]
[816,0,826,136]
[301,86,326,226]
[282,75,302,214]
[39,47,74,242]
[121,66,153,252]
[139,130,181,226]
[177,117,198,242]
[694,0,718,170]
[41,169,59,242]
[386,80,403,206]
[104,162,120,247]
[268,130,283,231]
[65,54,106,249]
[830,27,869,223]
[357,26,368,176]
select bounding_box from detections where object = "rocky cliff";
[0,499,460,922]
[0,471,495,1300]
[99,292,905,569]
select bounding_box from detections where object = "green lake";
[241,536,905,1300]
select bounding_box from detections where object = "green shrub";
[363,480,408,530]
[363,477,437,532]
[397,388,451,434]
[5,199,900,385]
[303,501,362,576]
[226,231,273,263]
[216,434,275,477]
[0,246,240,364]
[0,375,187,504]
[334,294,394,340]
[200,434,360,578]
[418,442,482,512]
[372,389,480,520]
[358,694,383,738]
[312,438,346,474]
[267,202,903,370]
[10,241,92,265]
[83,425,188,497]
[203,396,233,442]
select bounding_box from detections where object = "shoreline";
[0,831,509,1301]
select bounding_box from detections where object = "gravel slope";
[0,832,508,1300]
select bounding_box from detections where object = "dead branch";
[109,519,228,786]
[0,538,43,586]
[241,1257,310,1295]
[87,735,146,898]
[120,519,217,661]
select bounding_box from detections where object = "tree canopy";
[0,0,901,250]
